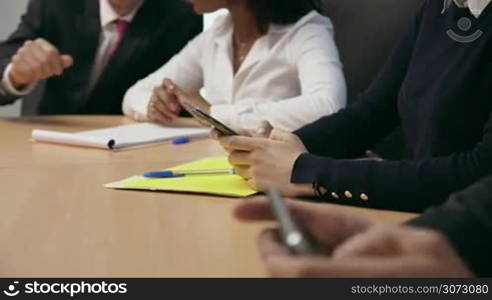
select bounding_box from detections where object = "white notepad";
[31,123,210,150]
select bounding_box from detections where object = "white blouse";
[123,11,346,131]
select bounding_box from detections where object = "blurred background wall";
[0,1,226,117]
[0,0,29,117]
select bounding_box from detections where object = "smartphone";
[182,102,238,136]
[267,189,318,255]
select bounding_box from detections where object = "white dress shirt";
[123,11,347,132]
[443,0,491,17]
[1,0,143,96]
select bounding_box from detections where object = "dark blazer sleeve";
[0,0,44,105]
[408,177,492,277]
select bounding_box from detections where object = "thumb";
[162,78,176,94]
[332,226,402,260]
[173,86,189,105]
[173,88,184,102]
[254,121,273,138]
[269,129,291,141]
[61,55,74,68]
[234,197,273,221]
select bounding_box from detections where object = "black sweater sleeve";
[0,0,44,105]
[292,110,492,212]
[408,177,492,277]
[294,2,423,159]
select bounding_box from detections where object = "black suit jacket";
[0,0,202,115]
[409,176,492,277]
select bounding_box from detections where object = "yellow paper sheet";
[104,157,257,197]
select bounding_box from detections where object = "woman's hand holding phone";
[147,79,182,125]
[147,78,211,125]
[210,121,273,140]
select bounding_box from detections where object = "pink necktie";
[105,19,129,61]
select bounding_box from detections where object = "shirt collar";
[212,10,321,47]
[442,0,492,18]
[99,0,144,28]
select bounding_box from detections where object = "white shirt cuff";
[2,64,36,96]
[123,94,151,122]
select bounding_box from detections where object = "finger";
[10,58,31,76]
[151,102,175,124]
[20,50,44,80]
[234,197,370,249]
[234,197,275,221]
[210,129,223,140]
[149,108,172,125]
[247,178,262,191]
[219,135,267,151]
[401,229,452,256]
[37,39,66,75]
[329,256,456,278]
[333,226,445,260]
[266,256,422,278]
[264,256,328,278]
[255,121,273,138]
[162,78,176,94]
[10,54,32,82]
[235,128,255,137]
[234,197,306,222]
[35,39,63,75]
[29,42,54,78]
[155,86,180,114]
[228,151,252,166]
[60,55,74,69]
[18,42,43,79]
[215,126,253,137]
[333,226,402,259]
[172,85,188,106]
[269,129,292,142]
[152,89,178,120]
[148,99,173,124]
[258,229,291,260]
[234,166,251,179]
[264,256,335,278]
[298,208,370,249]
[153,100,177,122]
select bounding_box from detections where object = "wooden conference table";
[0,116,417,277]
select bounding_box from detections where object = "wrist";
[287,153,315,197]
[8,71,29,90]
[296,184,317,197]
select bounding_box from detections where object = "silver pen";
[267,189,318,255]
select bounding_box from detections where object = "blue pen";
[172,137,191,145]
[144,169,236,178]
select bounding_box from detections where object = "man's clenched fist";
[9,38,73,89]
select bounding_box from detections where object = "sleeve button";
[360,193,369,201]
[331,192,339,200]
[344,191,353,199]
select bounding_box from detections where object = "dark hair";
[247,0,323,33]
